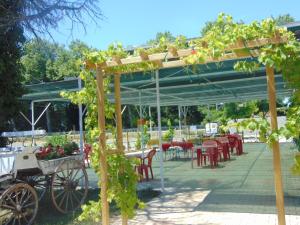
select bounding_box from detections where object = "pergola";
[21,23,300,225]
[88,39,291,225]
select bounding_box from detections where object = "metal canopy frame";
[20,78,85,152]
[23,64,291,107]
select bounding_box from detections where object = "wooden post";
[114,73,128,225]
[266,66,286,225]
[96,67,110,225]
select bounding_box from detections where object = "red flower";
[57,147,65,156]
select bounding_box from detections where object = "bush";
[63,142,79,155]
[45,134,68,147]
[293,137,300,151]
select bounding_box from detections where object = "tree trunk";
[128,105,133,128]
[46,107,52,132]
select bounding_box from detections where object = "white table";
[125,149,152,158]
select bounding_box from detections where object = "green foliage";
[147,31,176,46]
[163,119,175,141]
[135,133,141,150]
[255,100,270,118]
[0,1,25,147]
[78,200,101,223]
[272,14,295,26]
[224,102,258,122]
[107,154,144,218]
[238,118,270,143]
[21,39,93,84]
[45,134,69,147]
[200,106,226,125]
[292,138,300,151]
[283,105,300,146]
[63,142,79,155]
[44,151,60,160]
[234,61,261,73]
[21,39,63,83]
[200,19,244,36]
[291,154,300,176]
[61,43,142,221]
[142,123,151,146]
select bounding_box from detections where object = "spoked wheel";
[26,175,50,201]
[0,183,38,225]
[51,160,88,214]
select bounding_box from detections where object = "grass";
[35,188,161,225]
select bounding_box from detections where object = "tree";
[0,1,25,146]
[21,39,62,83]
[255,100,269,118]
[200,21,217,36]
[200,105,226,125]
[200,14,295,37]
[147,31,176,45]
[224,102,258,122]
[200,19,244,36]
[21,39,93,83]
[47,40,92,80]
[0,0,103,37]
[272,14,295,26]
[0,1,102,146]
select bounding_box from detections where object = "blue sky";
[51,0,300,50]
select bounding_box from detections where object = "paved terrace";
[111,143,300,224]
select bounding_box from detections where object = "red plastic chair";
[195,147,202,167]
[162,143,171,159]
[185,142,194,157]
[201,140,219,168]
[231,134,243,155]
[216,137,230,160]
[84,143,92,167]
[137,149,157,180]
[227,135,239,155]
[227,134,243,155]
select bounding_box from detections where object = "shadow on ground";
[35,188,161,225]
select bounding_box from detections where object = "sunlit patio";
[111,142,300,224]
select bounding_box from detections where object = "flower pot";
[137,119,147,126]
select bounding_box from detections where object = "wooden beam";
[96,67,110,225]
[139,50,149,61]
[113,56,122,65]
[121,56,143,64]
[114,73,128,225]
[168,46,178,57]
[87,36,288,74]
[266,66,286,225]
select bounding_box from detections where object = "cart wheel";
[0,183,38,225]
[26,175,50,201]
[51,160,88,214]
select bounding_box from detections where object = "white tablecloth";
[0,152,16,176]
[125,149,151,158]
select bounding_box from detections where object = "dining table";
[191,145,204,169]
[190,143,218,169]
[125,149,152,158]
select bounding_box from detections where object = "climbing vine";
[61,47,144,222]
[61,13,300,220]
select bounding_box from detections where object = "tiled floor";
[112,143,300,224]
